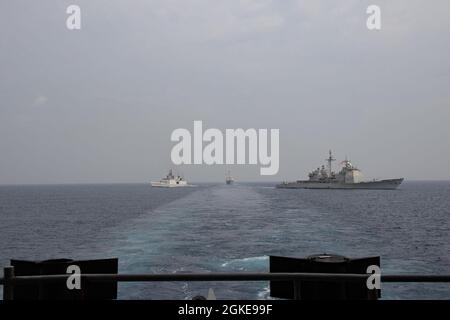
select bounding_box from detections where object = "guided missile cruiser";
[277,150,404,190]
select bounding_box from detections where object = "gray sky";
[1,0,450,184]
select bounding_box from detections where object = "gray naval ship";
[277,150,404,190]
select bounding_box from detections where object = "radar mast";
[326,150,336,178]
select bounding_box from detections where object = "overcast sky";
[1,0,450,183]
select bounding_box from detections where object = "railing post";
[3,266,15,301]
[293,280,301,300]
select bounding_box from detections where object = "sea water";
[0,181,449,299]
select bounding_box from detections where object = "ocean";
[0,181,449,299]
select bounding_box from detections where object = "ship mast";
[326,150,335,178]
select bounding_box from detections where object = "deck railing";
[1,266,450,300]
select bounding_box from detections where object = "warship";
[151,169,188,187]
[225,170,234,185]
[277,151,404,190]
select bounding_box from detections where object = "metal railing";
[2,266,450,300]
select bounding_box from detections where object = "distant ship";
[277,150,404,190]
[151,169,188,187]
[225,170,234,185]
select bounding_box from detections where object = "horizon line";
[2,179,450,187]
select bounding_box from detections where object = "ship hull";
[276,178,404,190]
[150,181,189,188]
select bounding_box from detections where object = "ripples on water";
[0,181,449,299]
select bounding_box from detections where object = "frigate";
[151,169,189,187]
[277,151,403,190]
